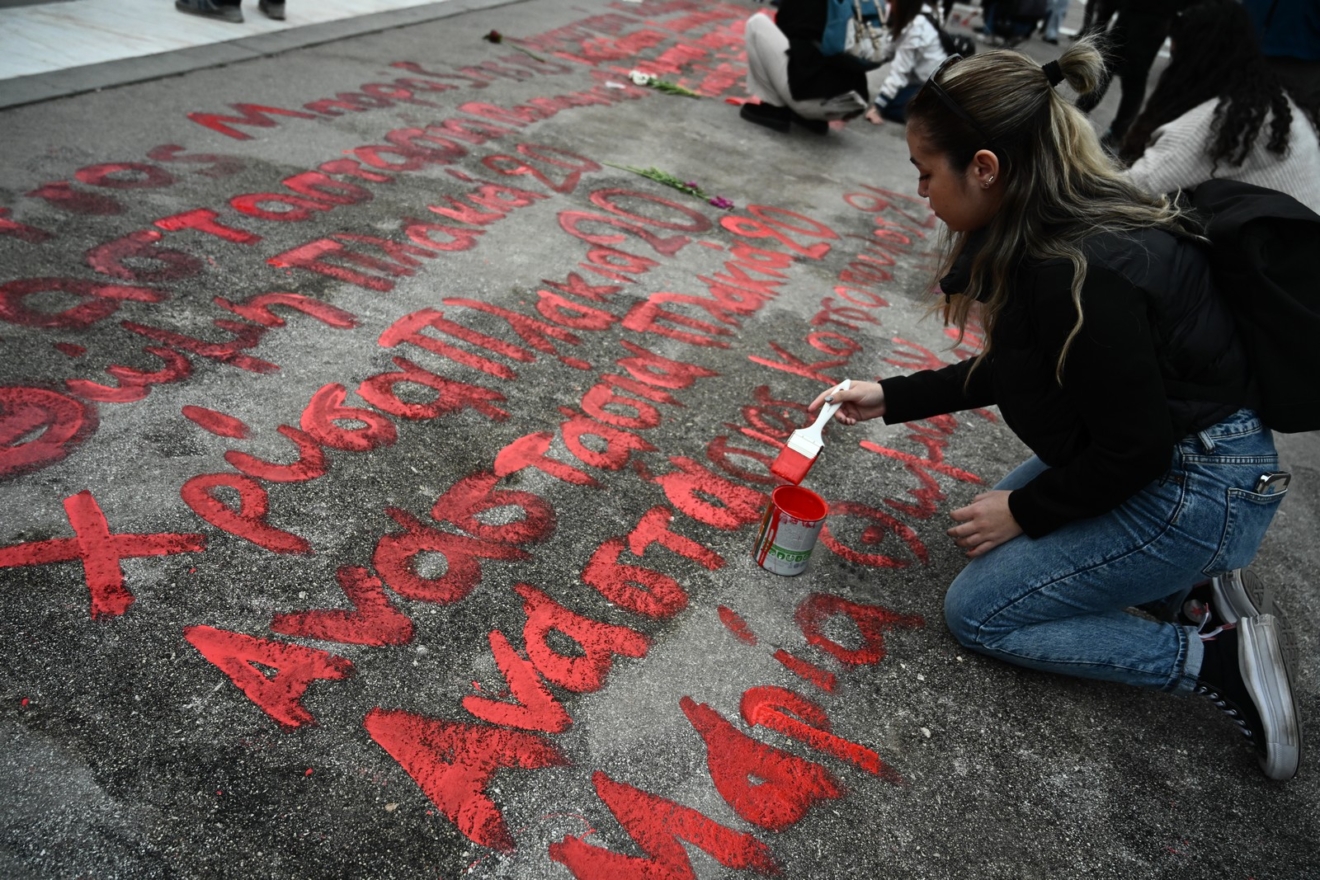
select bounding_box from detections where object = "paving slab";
[1,2,1317,878]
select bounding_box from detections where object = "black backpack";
[921,12,976,58]
[1164,180,1320,433]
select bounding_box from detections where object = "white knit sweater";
[1127,98,1320,214]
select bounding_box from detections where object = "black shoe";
[789,109,829,135]
[1042,36,1059,44]
[175,0,243,23]
[740,101,791,133]
[1196,620,1302,780]
[258,0,285,20]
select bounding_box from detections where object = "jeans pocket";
[1204,486,1287,576]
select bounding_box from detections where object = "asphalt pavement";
[2,1,1318,878]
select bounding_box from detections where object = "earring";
[987,175,996,184]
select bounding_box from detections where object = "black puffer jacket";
[879,226,1247,537]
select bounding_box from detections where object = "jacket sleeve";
[1006,263,1176,537]
[879,356,996,424]
[1126,100,1218,197]
[875,20,932,106]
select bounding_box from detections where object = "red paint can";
[752,485,828,576]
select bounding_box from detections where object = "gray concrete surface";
[1,1,1317,878]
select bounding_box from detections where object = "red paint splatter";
[363,708,567,851]
[19,698,29,709]
[304,768,314,777]
[742,686,901,783]
[516,583,650,693]
[680,697,840,831]
[180,473,311,555]
[270,565,414,647]
[462,630,571,733]
[53,343,86,358]
[772,649,836,692]
[182,405,249,439]
[549,771,779,877]
[794,593,923,667]
[0,385,99,480]
[183,625,352,728]
[717,606,757,646]
[0,490,205,618]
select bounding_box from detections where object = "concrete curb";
[0,0,527,110]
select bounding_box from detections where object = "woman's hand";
[864,106,884,125]
[947,490,1023,558]
[808,380,886,425]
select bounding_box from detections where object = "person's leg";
[1106,11,1170,141]
[743,13,793,108]
[1043,0,1068,42]
[175,0,243,22]
[743,15,867,127]
[878,83,922,122]
[944,411,1286,693]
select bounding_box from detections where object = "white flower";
[628,70,652,86]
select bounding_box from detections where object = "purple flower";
[483,29,503,43]
[709,196,734,210]
[685,181,699,189]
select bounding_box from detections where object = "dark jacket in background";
[776,0,872,101]
[879,227,1246,537]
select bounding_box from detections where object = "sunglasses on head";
[923,55,1005,162]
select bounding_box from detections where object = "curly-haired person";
[1121,0,1320,212]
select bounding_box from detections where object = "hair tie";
[1042,60,1065,88]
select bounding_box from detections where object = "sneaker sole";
[174,3,244,22]
[1211,568,1271,624]
[1238,614,1303,780]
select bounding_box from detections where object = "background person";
[175,0,284,23]
[1242,0,1320,126]
[741,0,874,134]
[1076,0,1192,148]
[1121,0,1320,212]
[865,0,948,123]
[810,40,1303,780]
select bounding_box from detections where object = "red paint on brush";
[718,606,758,646]
[182,405,249,439]
[772,649,835,692]
[768,444,815,485]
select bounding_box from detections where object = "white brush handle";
[803,379,851,442]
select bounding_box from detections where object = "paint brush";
[769,379,850,485]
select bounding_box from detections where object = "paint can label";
[752,485,828,576]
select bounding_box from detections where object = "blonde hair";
[906,38,1198,383]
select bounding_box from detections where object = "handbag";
[822,0,888,65]
[847,0,889,64]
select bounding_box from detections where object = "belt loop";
[1197,430,1215,453]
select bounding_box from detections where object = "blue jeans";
[878,84,920,123]
[945,410,1285,694]
[1043,0,1069,40]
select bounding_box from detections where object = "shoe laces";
[1193,683,1256,741]
[1185,598,1227,640]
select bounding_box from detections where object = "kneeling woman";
[812,41,1303,779]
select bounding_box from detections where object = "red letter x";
[0,490,205,619]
